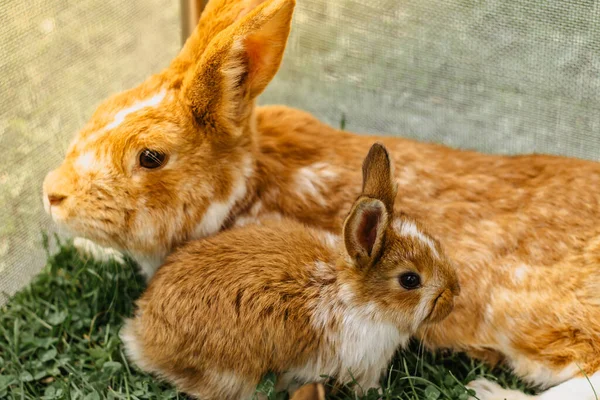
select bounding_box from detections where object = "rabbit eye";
[399,272,421,290]
[139,149,167,169]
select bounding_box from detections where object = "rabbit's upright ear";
[181,0,295,135]
[343,143,397,268]
[343,197,389,269]
[173,0,275,70]
[361,143,397,213]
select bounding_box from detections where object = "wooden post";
[180,0,206,46]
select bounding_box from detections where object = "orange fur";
[289,383,325,400]
[42,0,600,397]
[121,144,459,399]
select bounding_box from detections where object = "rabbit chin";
[45,204,126,252]
[62,220,120,251]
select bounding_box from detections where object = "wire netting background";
[0,0,180,301]
[2,0,600,302]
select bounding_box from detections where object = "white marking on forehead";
[393,219,439,259]
[69,89,168,155]
[104,89,167,131]
[75,151,103,173]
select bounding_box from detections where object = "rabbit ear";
[181,0,295,135]
[361,143,397,213]
[343,197,389,268]
[173,0,273,70]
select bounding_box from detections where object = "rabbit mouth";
[424,289,455,324]
[54,215,119,247]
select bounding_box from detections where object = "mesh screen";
[0,0,180,301]
[263,0,600,157]
[3,0,600,300]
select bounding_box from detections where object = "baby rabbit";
[121,143,460,399]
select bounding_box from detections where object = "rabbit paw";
[466,379,532,400]
[73,237,125,265]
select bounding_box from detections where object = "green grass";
[0,235,532,400]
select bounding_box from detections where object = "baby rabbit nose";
[47,193,67,206]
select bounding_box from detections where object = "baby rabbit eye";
[399,272,421,290]
[139,149,167,169]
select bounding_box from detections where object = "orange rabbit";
[42,0,600,398]
[121,144,460,399]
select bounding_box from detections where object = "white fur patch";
[202,369,254,399]
[233,212,284,227]
[396,167,416,186]
[509,359,580,389]
[412,291,433,331]
[233,201,284,228]
[193,156,254,238]
[304,282,408,389]
[104,89,167,131]
[484,304,494,322]
[513,265,529,283]
[393,219,439,259]
[127,249,166,279]
[74,151,103,173]
[337,283,356,305]
[314,260,330,274]
[73,237,125,265]
[120,319,148,370]
[467,371,599,400]
[467,379,533,400]
[538,371,600,400]
[294,162,338,206]
[319,232,340,250]
[336,306,404,383]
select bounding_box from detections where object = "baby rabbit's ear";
[343,197,389,268]
[182,0,295,135]
[344,143,396,268]
[361,142,397,213]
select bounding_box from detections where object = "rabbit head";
[339,143,461,332]
[42,0,295,274]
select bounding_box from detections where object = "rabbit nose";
[47,193,67,206]
[43,165,76,209]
